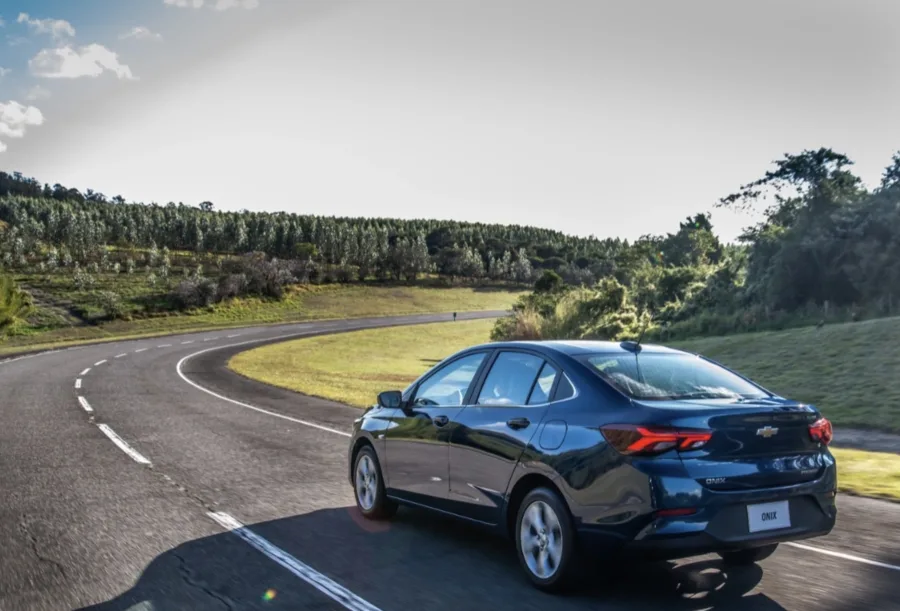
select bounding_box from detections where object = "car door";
[382,351,489,506]
[448,351,561,524]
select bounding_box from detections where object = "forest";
[2,147,900,340]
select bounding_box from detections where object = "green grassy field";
[1,281,523,356]
[229,316,900,501]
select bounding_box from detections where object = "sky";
[1,0,899,243]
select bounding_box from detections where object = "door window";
[527,362,559,405]
[412,353,487,407]
[477,352,545,406]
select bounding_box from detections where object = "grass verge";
[831,448,900,502]
[229,318,495,407]
[1,284,522,356]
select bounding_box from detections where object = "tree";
[199,201,215,212]
[534,269,564,293]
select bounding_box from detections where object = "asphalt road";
[1,311,899,611]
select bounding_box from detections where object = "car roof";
[464,340,686,357]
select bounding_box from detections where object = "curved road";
[1,312,899,611]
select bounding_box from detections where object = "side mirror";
[377,390,403,409]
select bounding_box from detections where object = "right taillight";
[809,418,833,446]
[601,424,712,456]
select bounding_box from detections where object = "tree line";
[492,148,900,342]
[4,147,900,340]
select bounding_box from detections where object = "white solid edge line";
[75,378,82,389]
[208,512,381,611]
[175,331,358,437]
[97,424,151,465]
[786,542,900,572]
[94,359,107,366]
[80,367,91,376]
[77,396,94,413]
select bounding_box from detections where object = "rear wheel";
[353,446,397,520]
[719,544,778,566]
[515,487,578,592]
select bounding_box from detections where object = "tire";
[718,543,778,566]
[514,487,579,592]
[353,446,397,520]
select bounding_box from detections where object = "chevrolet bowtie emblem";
[756,426,779,438]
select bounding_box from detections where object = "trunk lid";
[635,396,829,490]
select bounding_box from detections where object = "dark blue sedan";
[347,340,837,591]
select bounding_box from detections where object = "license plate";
[747,500,791,533]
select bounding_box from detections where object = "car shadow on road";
[79,505,785,611]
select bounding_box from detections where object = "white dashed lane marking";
[80,368,91,376]
[97,424,151,465]
[77,396,93,413]
[75,378,82,389]
[115,353,127,359]
[135,348,148,353]
[208,512,380,611]
[158,344,172,348]
[181,341,194,345]
[94,360,107,366]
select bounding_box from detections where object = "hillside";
[673,317,900,432]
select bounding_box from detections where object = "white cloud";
[0,101,44,153]
[164,0,205,8]
[164,0,259,9]
[30,44,135,80]
[7,35,29,47]
[0,67,10,79]
[214,0,259,9]
[0,15,6,27]
[17,13,75,40]
[25,85,51,101]
[119,26,163,41]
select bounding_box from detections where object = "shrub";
[97,290,125,320]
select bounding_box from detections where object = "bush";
[174,276,218,309]
[97,290,125,320]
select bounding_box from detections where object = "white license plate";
[747,500,791,533]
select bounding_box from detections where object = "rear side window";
[527,362,559,405]
[553,374,575,401]
[477,352,544,406]
[583,353,767,401]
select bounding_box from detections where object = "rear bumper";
[577,491,837,561]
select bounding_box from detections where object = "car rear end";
[582,349,837,560]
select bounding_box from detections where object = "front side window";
[583,353,768,401]
[413,353,486,407]
[477,352,545,406]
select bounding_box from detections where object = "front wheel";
[515,487,578,592]
[353,446,397,520]
[718,543,778,566]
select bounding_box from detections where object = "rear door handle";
[432,415,450,427]
[507,417,530,430]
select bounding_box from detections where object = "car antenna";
[621,314,651,353]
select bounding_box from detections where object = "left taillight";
[601,424,712,456]
[809,417,833,446]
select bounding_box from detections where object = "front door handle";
[432,415,450,427]
[507,417,530,430]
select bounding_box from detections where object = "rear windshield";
[582,352,769,401]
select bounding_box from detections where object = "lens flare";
[263,589,277,601]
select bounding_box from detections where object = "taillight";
[809,418,833,445]
[601,424,712,456]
